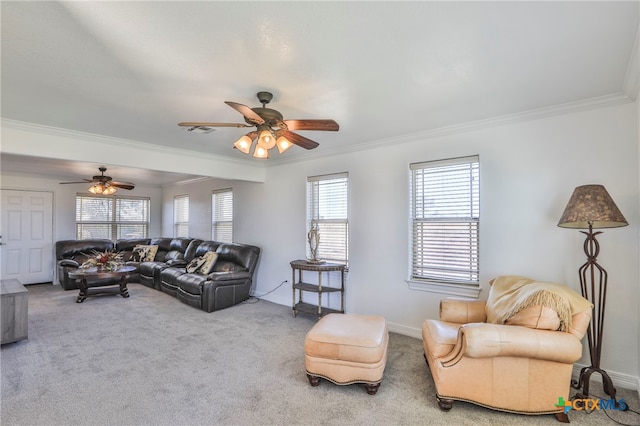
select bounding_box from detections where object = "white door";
[1,190,54,284]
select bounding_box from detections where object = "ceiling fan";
[178,91,339,158]
[59,166,135,195]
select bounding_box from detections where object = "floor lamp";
[557,184,628,401]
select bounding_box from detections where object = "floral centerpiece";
[80,250,124,271]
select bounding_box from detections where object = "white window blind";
[212,188,233,242]
[76,194,149,240]
[174,194,189,238]
[306,173,349,265]
[410,156,479,287]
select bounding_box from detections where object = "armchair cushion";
[486,275,592,331]
[440,299,487,323]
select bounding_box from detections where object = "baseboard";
[387,321,422,339]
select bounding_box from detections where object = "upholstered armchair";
[422,275,593,422]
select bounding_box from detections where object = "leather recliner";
[158,240,221,296]
[56,239,116,290]
[160,241,260,312]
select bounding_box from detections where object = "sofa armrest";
[206,270,251,282]
[440,299,487,324]
[59,259,80,268]
[442,323,582,366]
[166,259,187,267]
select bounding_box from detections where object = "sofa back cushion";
[184,239,204,262]
[214,243,260,274]
[163,238,194,262]
[55,239,114,262]
[194,241,222,258]
[148,238,173,262]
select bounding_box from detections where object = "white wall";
[1,99,638,389]
[242,101,639,386]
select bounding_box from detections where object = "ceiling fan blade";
[59,180,91,184]
[111,182,135,190]
[224,101,265,125]
[279,130,319,150]
[283,119,339,132]
[178,122,251,128]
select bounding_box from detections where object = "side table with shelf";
[290,260,345,318]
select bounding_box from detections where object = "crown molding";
[0,118,261,168]
[2,88,635,170]
[269,91,636,166]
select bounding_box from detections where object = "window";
[409,156,480,296]
[306,173,349,266]
[76,194,149,240]
[174,194,189,238]
[212,188,233,242]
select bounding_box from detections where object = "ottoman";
[304,313,389,395]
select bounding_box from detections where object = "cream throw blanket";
[486,275,593,332]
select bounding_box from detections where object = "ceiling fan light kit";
[59,166,136,194]
[179,91,339,159]
[276,136,293,153]
[88,183,117,195]
[253,144,269,159]
[257,125,277,149]
[233,134,254,154]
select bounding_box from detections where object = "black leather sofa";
[55,238,261,312]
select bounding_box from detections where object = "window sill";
[406,279,482,299]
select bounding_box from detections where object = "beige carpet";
[1,283,639,426]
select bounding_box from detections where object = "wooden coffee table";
[69,265,137,303]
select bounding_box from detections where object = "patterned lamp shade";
[558,185,628,229]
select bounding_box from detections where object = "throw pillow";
[186,256,206,273]
[486,275,593,332]
[133,245,159,262]
[198,251,218,274]
[504,305,561,331]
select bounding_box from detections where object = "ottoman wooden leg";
[364,382,381,395]
[307,374,321,387]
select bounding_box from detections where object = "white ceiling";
[1,1,639,185]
